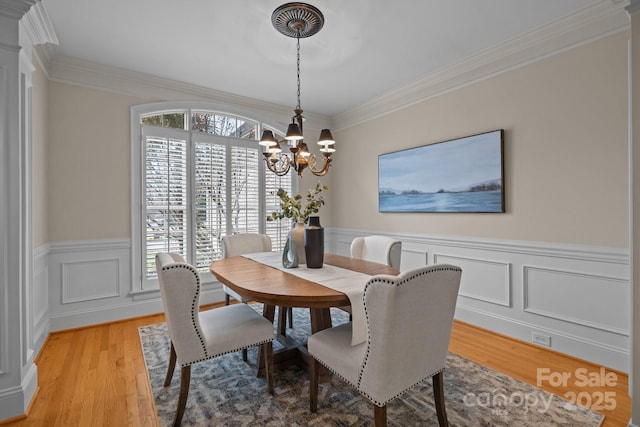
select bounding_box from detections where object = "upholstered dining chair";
[339,235,403,317]
[221,233,293,359]
[350,235,402,270]
[155,252,275,427]
[221,233,273,304]
[308,264,462,427]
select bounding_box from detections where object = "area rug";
[140,305,604,426]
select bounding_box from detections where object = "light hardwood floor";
[1,303,630,426]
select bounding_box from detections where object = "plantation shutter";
[194,141,227,270]
[144,134,188,278]
[264,163,293,250]
[136,109,293,290]
[230,145,260,234]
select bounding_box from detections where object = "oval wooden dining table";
[209,253,399,376]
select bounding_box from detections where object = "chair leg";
[310,357,320,413]
[262,341,274,395]
[288,307,294,328]
[374,404,387,427]
[164,342,177,387]
[173,365,191,427]
[433,371,449,427]
[224,293,230,305]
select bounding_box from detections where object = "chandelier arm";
[310,168,328,177]
[306,153,332,176]
[265,153,293,176]
[309,163,330,176]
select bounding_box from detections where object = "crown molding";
[42,1,629,133]
[32,42,54,76]
[332,0,631,131]
[627,0,640,13]
[47,54,332,132]
[0,0,35,20]
[20,0,57,75]
[21,1,57,47]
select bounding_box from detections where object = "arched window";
[131,103,293,291]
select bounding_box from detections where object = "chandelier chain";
[296,34,301,110]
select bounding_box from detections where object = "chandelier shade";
[285,122,303,141]
[260,2,336,177]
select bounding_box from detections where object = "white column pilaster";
[0,0,37,420]
[628,0,640,425]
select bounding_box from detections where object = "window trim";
[130,101,295,295]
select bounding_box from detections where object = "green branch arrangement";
[267,181,328,224]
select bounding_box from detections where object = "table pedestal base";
[257,305,333,382]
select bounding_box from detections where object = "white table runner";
[243,252,370,345]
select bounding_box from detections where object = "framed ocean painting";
[378,129,505,213]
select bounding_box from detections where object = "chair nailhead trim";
[353,264,461,406]
[162,263,208,359]
[309,353,445,407]
[359,368,446,407]
[159,254,275,368]
[179,339,273,367]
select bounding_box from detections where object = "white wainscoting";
[327,228,630,372]
[46,239,224,331]
[43,232,629,372]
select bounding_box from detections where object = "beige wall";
[331,32,629,248]
[45,81,333,241]
[47,82,150,241]
[44,32,628,248]
[32,61,48,247]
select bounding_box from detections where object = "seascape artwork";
[378,130,504,213]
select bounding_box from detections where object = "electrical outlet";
[531,332,551,347]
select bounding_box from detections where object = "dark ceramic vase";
[304,216,324,268]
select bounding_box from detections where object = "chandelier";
[259,2,336,177]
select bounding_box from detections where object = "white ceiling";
[41,0,600,117]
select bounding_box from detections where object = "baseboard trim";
[455,304,629,372]
[0,363,38,422]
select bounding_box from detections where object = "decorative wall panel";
[61,259,120,303]
[435,254,511,307]
[523,266,628,335]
